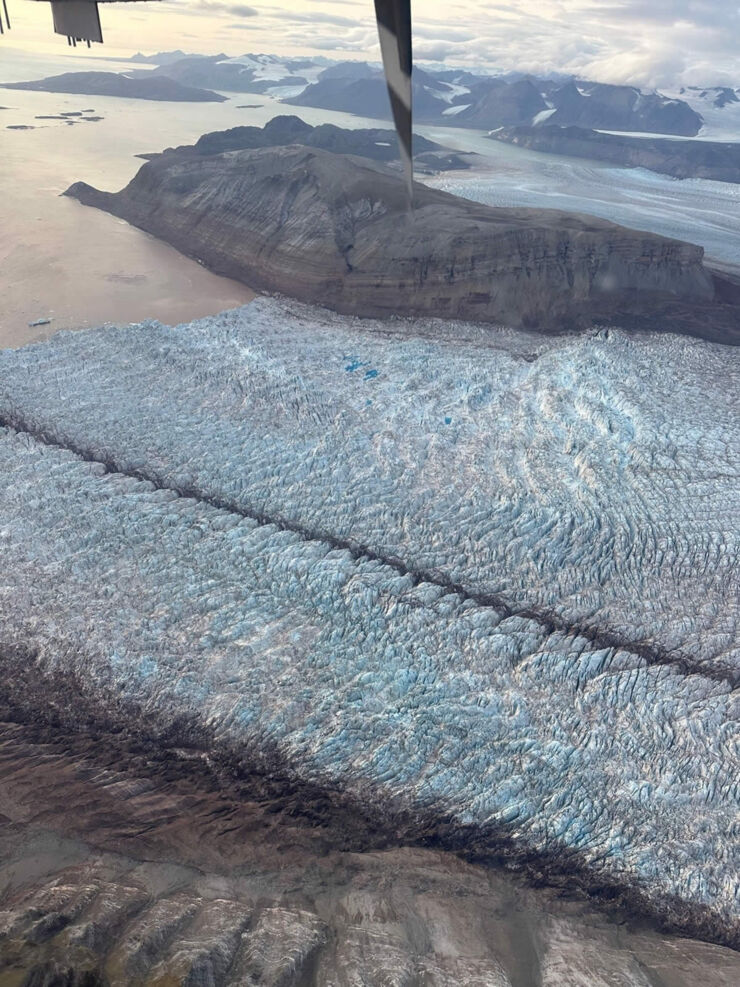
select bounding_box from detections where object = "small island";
[0,71,227,103]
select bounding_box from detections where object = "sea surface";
[2,49,739,347]
[0,49,257,347]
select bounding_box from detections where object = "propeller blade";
[374,0,413,202]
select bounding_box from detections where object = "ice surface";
[0,299,737,937]
[221,54,326,87]
[0,299,736,673]
[661,88,740,141]
[420,139,740,268]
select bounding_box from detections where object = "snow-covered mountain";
[147,52,333,99]
[287,70,704,135]
[138,51,727,136]
[663,85,740,140]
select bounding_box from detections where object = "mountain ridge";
[63,130,740,340]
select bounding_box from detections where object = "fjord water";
[2,49,740,348]
[0,49,259,346]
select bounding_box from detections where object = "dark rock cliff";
[64,142,737,335]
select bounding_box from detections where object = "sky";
[3,0,739,88]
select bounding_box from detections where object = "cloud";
[414,26,479,44]
[414,42,457,62]
[194,0,258,15]
[279,11,366,28]
[122,0,740,87]
[189,0,259,17]
[397,0,740,87]
[285,32,373,52]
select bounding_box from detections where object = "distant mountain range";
[138,53,320,96]
[5,51,738,140]
[492,125,740,183]
[131,52,740,137]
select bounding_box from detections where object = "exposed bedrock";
[1,722,739,986]
[63,142,739,338]
[188,114,444,162]
[137,115,474,173]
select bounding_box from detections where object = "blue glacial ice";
[0,297,737,939]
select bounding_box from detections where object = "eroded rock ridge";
[65,134,739,337]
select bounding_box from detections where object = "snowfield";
[0,298,737,942]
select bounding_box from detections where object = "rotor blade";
[374,0,413,202]
[51,1,103,44]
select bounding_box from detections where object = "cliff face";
[66,143,719,331]
[456,79,547,128]
[492,125,740,184]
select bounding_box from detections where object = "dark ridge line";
[0,412,735,691]
[0,669,737,955]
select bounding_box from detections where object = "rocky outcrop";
[142,116,471,173]
[1,722,739,986]
[286,71,446,120]
[0,71,227,102]
[455,78,548,128]
[185,114,443,163]
[318,60,376,83]
[65,142,736,334]
[541,81,702,136]
[714,88,740,108]
[492,124,740,183]
[413,150,473,173]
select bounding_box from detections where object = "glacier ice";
[0,298,737,943]
[0,297,736,674]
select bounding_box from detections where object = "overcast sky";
[6,0,740,88]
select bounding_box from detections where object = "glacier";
[0,297,737,945]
